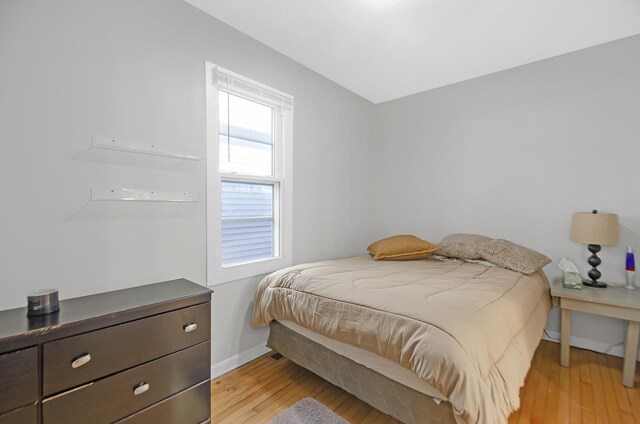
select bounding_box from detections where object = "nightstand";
[550,278,640,388]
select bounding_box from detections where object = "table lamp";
[570,209,619,288]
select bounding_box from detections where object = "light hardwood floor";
[211,340,640,423]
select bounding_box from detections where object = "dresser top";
[0,279,212,354]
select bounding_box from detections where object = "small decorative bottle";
[625,246,636,290]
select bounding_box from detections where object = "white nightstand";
[550,278,640,388]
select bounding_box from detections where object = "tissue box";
[562,272,583,289]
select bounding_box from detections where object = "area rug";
[269,398,349,424]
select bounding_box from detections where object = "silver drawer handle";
[71,353,92,369]
[183,323,198,333]
[133,382,150,396]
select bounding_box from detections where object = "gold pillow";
[367,235,439,261]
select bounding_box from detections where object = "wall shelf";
[92,188,200,202]
[93,135,201,161]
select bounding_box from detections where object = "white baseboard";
[542,330,637,359]
[211,343,271,379]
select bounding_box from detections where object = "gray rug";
[269,398,349,424]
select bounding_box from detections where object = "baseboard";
[211,343,271,379]
[542,329,638,360]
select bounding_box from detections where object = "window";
[206,63,293,285]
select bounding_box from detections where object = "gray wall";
[0,0,376,369]
[373,34,640,356]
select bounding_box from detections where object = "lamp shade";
[571,211,619,245]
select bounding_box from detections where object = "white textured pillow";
[438,234,491,259]
[478,239,551,274]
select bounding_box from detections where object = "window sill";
[207,256,292,286]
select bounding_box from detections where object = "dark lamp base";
[583,279,607,288]
[584,243,606,288]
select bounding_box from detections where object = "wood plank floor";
[211,340,640,423]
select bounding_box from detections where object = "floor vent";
[270,352,284,361]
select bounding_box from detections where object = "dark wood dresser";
[0,279,212,424]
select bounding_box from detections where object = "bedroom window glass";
[206,63,293,285]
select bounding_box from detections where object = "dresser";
[0,279,212,424]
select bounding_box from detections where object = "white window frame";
[205,62,293,286]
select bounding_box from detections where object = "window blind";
[213,68,293,111]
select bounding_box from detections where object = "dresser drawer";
[117,380,210,424]
[43,303,210,396]
[0,347,38,414]
[43,341,210,424]
[0,404,37,424]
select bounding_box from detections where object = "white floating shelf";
[93,135,201,161]
[92,188,200,202]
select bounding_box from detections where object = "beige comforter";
[253,256,550,424]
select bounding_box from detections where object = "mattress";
[253,255,551,424]
[278,320,447,401]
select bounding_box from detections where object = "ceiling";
[184,0,640,104]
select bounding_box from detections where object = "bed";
[253,255,551,424]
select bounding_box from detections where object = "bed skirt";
[267,321,456,424]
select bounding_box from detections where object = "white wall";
[0,0,376,370]
[373,34,640,357]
